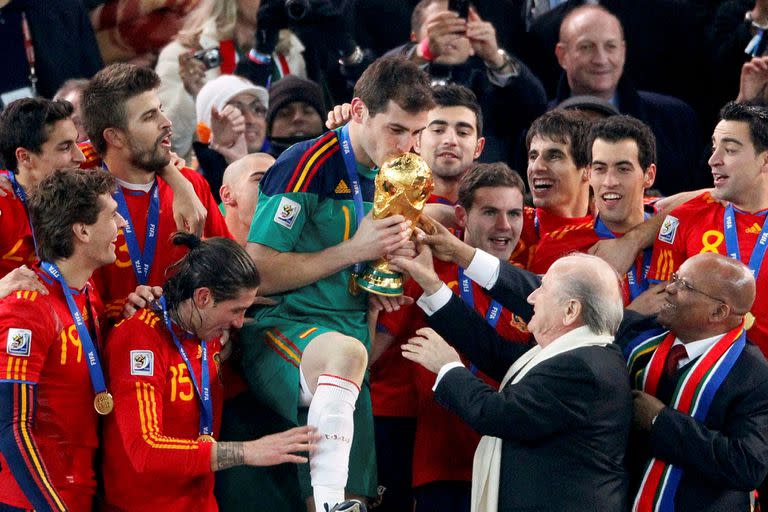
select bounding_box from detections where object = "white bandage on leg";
[308,373,360,511]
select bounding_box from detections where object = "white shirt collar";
[672,333,725,369]
[115,176,155,193]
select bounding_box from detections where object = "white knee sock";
[308,373,360,511]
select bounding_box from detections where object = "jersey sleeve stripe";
[292,138,340,193]
[285,132,337,192]
[272,329,304,357]
[0,382,68,511]
[135,383,199,450]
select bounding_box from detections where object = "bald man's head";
[555,5,626,100]
[684,253,756,315]
[220,153,275,239]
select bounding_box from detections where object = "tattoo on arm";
[211,442,245,471]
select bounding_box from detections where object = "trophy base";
[356,267,403,296]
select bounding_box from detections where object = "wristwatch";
[486,49,520,76]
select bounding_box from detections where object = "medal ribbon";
[631,325,746,512]
[723,204,768,280]
[7,172,38,254]
[111,178,160,285]
[339,124,366,276]
[39,262,107,397]
[594,215,651,300]
[159,296,213,436]
[458,267,502,374]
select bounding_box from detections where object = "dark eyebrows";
[714,137,744,146]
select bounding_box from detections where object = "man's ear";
[474,137,486,160]
[563,299,582,326]
[350,98,367,124]
[220,184,236,207]
[103,127,126,150]
[455,205,469,229]
[192,287,213,309]
[14,147,34,170]
[555,42,568,69]
[72,222,90,244]
[643,164,657,189]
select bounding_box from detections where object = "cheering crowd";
[2,0,768,511]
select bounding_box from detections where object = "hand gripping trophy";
[356,152,433,296]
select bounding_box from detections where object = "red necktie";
[664,344,688,378]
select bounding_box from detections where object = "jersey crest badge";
[130,350,154,376]
[6,328,31,356]
[658,215,679,244]
[274,197,301,229]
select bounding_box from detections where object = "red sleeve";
[105,315,212,477]
[180,168,232,240]
[0,296,67,511]
[647,206,692,282]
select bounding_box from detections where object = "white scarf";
[471,325,614,512]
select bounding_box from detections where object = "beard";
[128,136,170,173]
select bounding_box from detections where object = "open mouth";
[532,178,555,191]
[712,173,728,186]
[600,192,622,206]
[489,236,511,249]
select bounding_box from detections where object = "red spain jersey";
[373,259,531,487]
[102,308,223,512]
[530,216,654,306]
[92,168,230,322]
[648,192,768,352]
[0,270,105,512]
[0,177,35,277]
[510,206,593,269]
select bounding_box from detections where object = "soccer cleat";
[328,499,367,512]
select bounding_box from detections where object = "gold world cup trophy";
[355,152,433,296]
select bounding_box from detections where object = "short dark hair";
[526,110,592,168]
[0,98,74,172]
[719,101,768,154]
[164,233,260,308]
[353,56,434,116]
[432,84,484,137]
[458,162,526,211]
[28,169,116,262]
[588,115,656,169]
[82,63,161,156]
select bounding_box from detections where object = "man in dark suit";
[392,248,632,511]
[412,220,768,511]
[544,4,707,195]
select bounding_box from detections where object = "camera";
[193,47,222,70]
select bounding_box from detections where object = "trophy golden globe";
[355,152,433,296]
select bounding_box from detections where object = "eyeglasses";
[669,272,726,304]
[227,99,267,118]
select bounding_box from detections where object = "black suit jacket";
[619,317,768,512]
[427,290,632,511]
[447,259,768,511]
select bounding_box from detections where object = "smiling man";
[649,102,768,356]
[512,109,593,269]
[81,63,230,323]
[530,115,657,303]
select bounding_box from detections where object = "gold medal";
[197,434,216,443]
[348,273,359,296]
[94,391,114,415]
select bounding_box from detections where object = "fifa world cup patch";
[273,197,301,229]
[130,350,154,376]
[6,328,31,356]
[658,215,679,244]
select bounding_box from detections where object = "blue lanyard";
[458,267,501,374]
[111,175,160,285]
[339,124,366,275]
[39,262,107,395]
[7,172,38,254]
[723,204,768,280]
[593,215,651,300]
[159,296,213,436]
